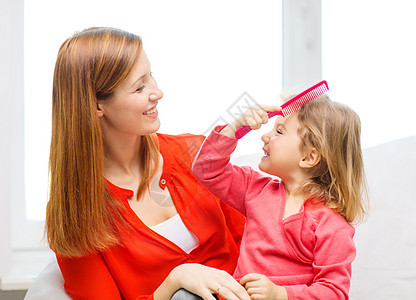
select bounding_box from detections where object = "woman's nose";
[149,78,163,101]
[150,88,163,101]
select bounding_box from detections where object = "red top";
[56,133,246,300]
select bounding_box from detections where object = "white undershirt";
[151,214,199,254]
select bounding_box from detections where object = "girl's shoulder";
[304,200,354,232]
[283,199,355,261]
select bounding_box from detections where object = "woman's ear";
[97,103,104,118]
[299,148,321,169]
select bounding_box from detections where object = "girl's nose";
[261,133,270,144]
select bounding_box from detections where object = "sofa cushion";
[350,136,416,299]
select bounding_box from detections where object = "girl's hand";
[220,104,281,138]
[156,263,250,300]
[240,273,288,300]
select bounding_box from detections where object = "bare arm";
[219,104,281,138]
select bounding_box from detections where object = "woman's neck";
[103,131,142,179]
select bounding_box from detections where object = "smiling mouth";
[143,106,157,115]
[262,148,270,157]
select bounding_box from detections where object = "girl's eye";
[276,129,283,135]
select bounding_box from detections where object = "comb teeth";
[281,81,329,117]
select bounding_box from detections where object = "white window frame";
[0,0,322,290]
[1,0,57,290]
[1,0,22,275]
[283,0,322,90]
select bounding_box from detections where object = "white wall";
[23,0,283,220]
[1,0,285,281]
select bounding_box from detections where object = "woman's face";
[98,51,163,137]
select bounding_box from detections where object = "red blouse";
[56,133,245,300]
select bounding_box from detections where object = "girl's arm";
[192,105,280,214]
[285,213,356,299]
[219,104,281,139]
[286,217,356,299]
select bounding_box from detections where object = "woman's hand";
[220,104,281,139]
[240,273,288,300]
[155,263,251,300]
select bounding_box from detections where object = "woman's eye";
[135,85,145,93]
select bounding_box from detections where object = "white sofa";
[349,136,416,298]
[25,136,416,300]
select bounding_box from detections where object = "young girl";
[192,96,368,299]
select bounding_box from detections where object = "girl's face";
[259,113,305,180]
[98,51,163,136]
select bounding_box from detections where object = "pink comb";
[234,80,329,139]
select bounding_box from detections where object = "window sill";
[0,248,53,291]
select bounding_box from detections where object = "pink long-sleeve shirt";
[192,128,356,299]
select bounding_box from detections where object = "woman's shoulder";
[156,132,205,142]
[156,132,206,166]
[157,132,204,151]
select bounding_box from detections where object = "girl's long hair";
[296,96,368,225]
[46,27,160,257]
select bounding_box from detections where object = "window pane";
[24,0,282,220]
[322,1,416,149]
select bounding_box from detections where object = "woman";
[46,27,248,300]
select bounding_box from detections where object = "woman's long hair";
[296,96,368,225]
[46,27,160,257]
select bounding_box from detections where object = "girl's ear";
[299,148,321,169]
[97,103,104,118]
